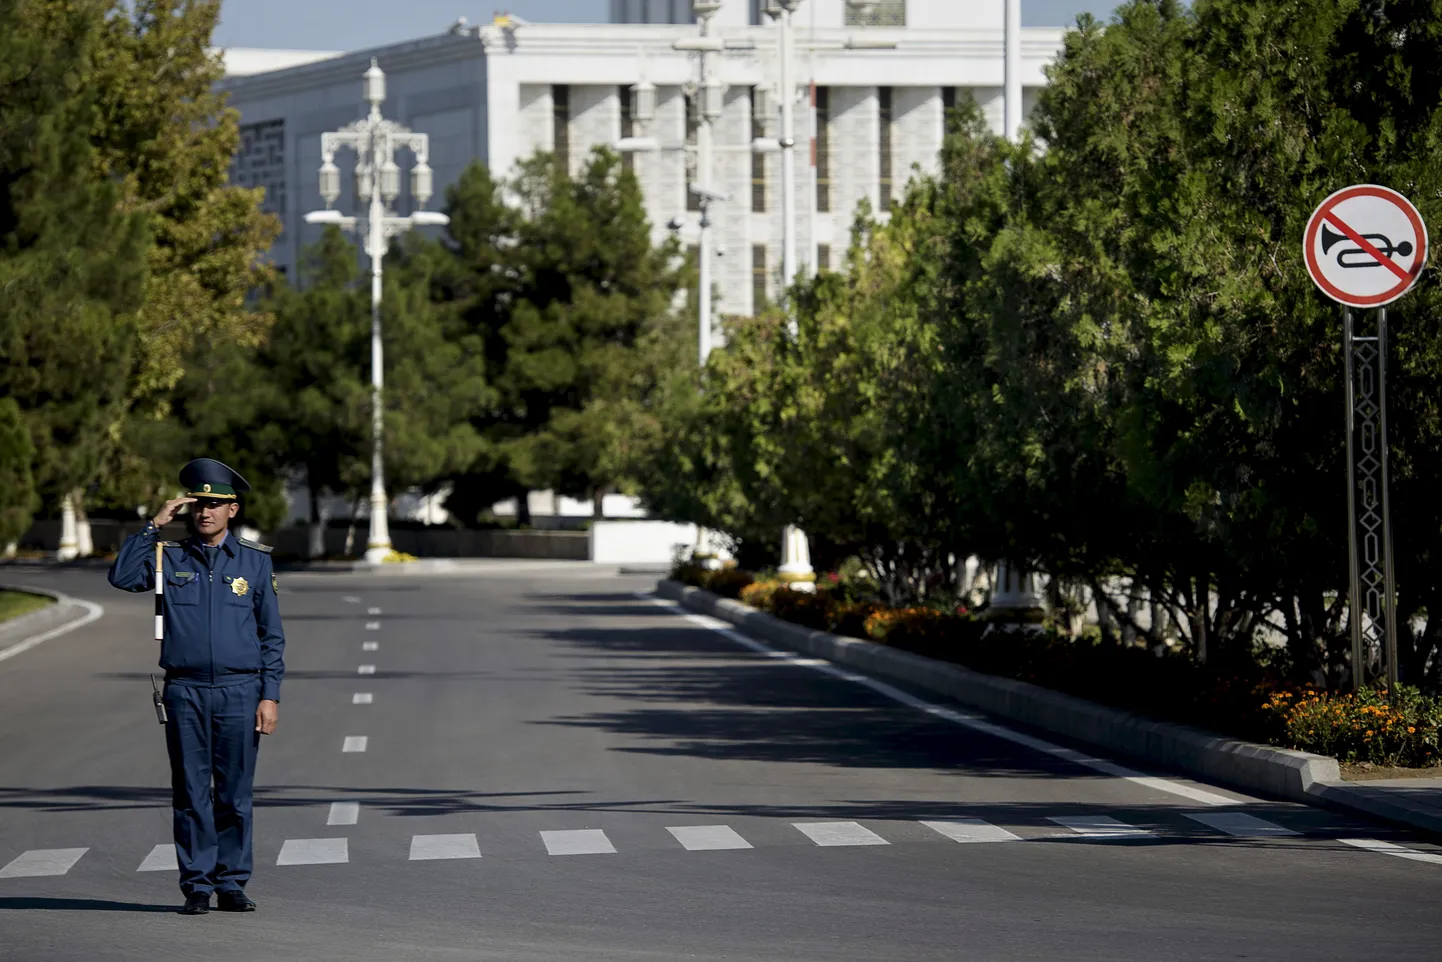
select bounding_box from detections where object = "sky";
[213,1,1120,51]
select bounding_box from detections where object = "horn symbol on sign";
[1321,223,1414,268]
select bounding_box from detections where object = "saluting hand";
[152,497,196,528]
[256,699,279,735]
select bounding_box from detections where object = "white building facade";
[220,1,1064,319]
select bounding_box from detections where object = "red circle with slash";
[1303,184,1428,308]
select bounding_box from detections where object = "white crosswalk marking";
[793,821,889,847]
[1341,838,1442,865]
[137,844,177,872]
[1186,812,1299,838]
[0,848,88,878]
[352,692,373,704]
[342,596,361,604]
[277,838,349,865]
[328,802,360,826]
[342,736,368,753]
[409,834,481,861]
[1049,815,1153,838]
[362,641,379,651]
[541,829,617,855]
[365,621,380,631]
[367,607,382,615]
[667,825,753,851]
[922,818,1021,843]
[358,665,376,675]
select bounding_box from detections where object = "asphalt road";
[1,561,1440,961]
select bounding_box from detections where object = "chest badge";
[231,576,250,597]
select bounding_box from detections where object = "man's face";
[190,498,239,537]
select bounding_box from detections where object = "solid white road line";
[137,844,178,872]
[367,607,382,616]
[1341,838,1442,865]
[327,802,360,826]
[667,825,753,851]
[793,821,889,847]
[0,848,89,878]
[342,736,368,753]
[641,594,1239,808]
[362,641,379,652]
[1185,812,1299,838]
[922,818,1022,844]
[352,692,374,705]
[1049,815,1153,838]
[409,834,481,861]
[343,596,362,604]
[365,621,380,630]
[0,597,104,664]
[541,829,617,856]
[277,838,349,866]
[358,665,376,675]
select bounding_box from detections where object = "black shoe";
[181,893,210,915]
[216,890,256,912]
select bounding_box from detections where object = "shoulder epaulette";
[159,540,182,547]
[237,537,273,554]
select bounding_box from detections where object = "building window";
[814,86,830,213]
[685,91,701,212]
[845,0,905,26]
[552,85,570,172]
[750,88,766,213]
[752,244,768,311]
[878,86,893,209]
[230,119,285,216]
[619,84,635,173]
[817,244,831,272]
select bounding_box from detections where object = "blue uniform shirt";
[109,525,286,702]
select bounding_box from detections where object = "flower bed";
[672,565,1442,768]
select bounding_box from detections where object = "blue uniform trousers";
[163,677,262,896]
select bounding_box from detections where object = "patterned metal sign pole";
[1304,185,1427,691]
[1342,307,1398,688]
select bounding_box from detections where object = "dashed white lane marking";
[342,736,368,753]
[367,607,382,616]
[365,621,380,631]
[352,693,373,705]
[794,821,889,847]
[667,825,753,851]
[137,844,177,872]
[922,818,1022,844]
[409,834,481,861]
[1049,815,1153,838]
[641,594,1238,808]
[362,641,379,652]
[1341,838,1442,865]
[0,848,89,878]
[327,802,360,826]
[343,596,362,604]
[277,838,349,865]
[358,665,376,675]
[541,829,617,855]
[1185,812,1299,838]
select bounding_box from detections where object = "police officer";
[108,458,285,916]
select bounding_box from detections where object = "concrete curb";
[658,580,1442,840]
[0,584,105,664]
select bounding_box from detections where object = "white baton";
[153,540,164,642]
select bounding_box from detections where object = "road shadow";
[0,897,175,913]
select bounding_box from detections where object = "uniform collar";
[186,530,234,558]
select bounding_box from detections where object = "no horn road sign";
[1304,184,1427,308]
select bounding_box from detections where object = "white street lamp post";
[991,0,1041,611]
[769,1,816,590]
[304,59,449,565]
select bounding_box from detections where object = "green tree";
[0,0,149,533]
[0,398,37,548]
